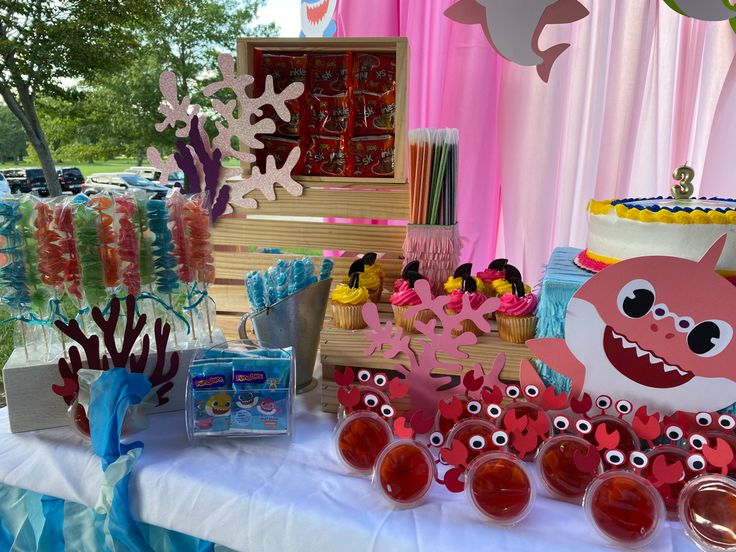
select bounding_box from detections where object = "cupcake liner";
[444,307,486,337]
[496,314,537,343]
[393,304,434,334]
[332,303,367,329]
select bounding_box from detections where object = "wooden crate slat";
[217,314,243,341]
[225,188,409,220]
[213,251,403,288]
[213,218,406,253]
[291,177,408,188]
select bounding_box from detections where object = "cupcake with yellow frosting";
[444,277,488,337]
[444,263,485,295]
[331,273,369,329]
[477,259,508,298]
[362,252,385,292]
[391,271,434,333]
[342,259,382,303]
[489,264,531,297]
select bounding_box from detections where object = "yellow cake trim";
[588,199,736,224]
[585,249,736,277]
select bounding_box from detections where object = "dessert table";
[0,368,698,552]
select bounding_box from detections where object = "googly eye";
[373,373,388,387]
[595,395,612,410]
[467,400,482,415]
[576,419,592,434]
[505,385,520,399]
[689,434,707,450]
[629,451,648,469]
[687,453,707,472]
[429,431,445,447]
[665,425,684,441]
[357,369,371,383]
[718,414,736,430]
[696,412,713,427]
[380,404,395,418]
[553,415,570,431]
[363,393,379,408]
[524,385,539,398]
[468,435,487,450]
[487,404,502,419]
[492,430,509,447]
[615,400,632,415]
[605,449,625,466]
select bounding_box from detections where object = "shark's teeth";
[611,330,690,376]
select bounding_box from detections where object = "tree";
[0,0,162,195]
[0,105,26,162]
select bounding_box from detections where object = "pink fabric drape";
[335,0,736,284]
[335,0,503,270]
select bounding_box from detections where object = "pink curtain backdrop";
[334,0,736,285]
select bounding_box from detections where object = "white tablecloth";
[0,378,698,552]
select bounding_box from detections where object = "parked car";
[4,168,48,195]
[57,167,84,194]
[126,166,184,188]
[0,172,10,195]
[82,173,169,198]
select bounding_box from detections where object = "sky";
[254,0,302,37]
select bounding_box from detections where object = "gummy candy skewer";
[183,196,215,342]
[54,202,86,334]
[19,198,50,356]
[0,201,30,360]
[147,199,180,346]
[167,191,197,339]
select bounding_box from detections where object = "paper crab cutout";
[361,278,500,420]
[444,0,589,82]
[51,295,179,407]
[148,53,305,221]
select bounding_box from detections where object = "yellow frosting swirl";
[342,271,380,291]
[490,278,531,296]
[331,283,369,305]
[365,262,384,280]
[443,275,485,294]
[588,198,736,224]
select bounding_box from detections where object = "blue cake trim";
[610,196,736,214]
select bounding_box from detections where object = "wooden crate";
[319,313,532,413]
[212,38,410,340]
[237,37,409,185]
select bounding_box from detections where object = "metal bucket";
[238,278,331,393]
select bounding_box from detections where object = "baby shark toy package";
[185,341,294,440]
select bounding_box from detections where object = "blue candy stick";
[319,258,334,281]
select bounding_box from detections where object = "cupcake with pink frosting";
[444,277,487,337]
[476,258,508,297]
[495,273,538,343]
[394,260,420,293]
[391,271,434,333]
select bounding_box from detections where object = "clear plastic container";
[583,470,665,548]
[334,411,393,475]
[584,414,641,454]
[679,474,736,552]
[643,445,695,519]
[536,434,601,503]
[445,418,501,465]
[498,402,552,461]
[465,451,535,526]
[373,440,436,508]
[185,339,294,440]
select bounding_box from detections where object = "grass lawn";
[0,309,11,407]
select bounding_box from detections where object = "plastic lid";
[373,440,436,508]
[679,474,736,552]
[334,411,393,475]
[535,434,601,503]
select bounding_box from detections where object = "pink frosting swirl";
[497,292,538,316]
[390,288,421,306]
[393,278,410,292]
[446,289,486,312]
[476,268,506,283]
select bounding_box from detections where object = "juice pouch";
[307,93,350,135]
[192,389,232,433]
[350,135,395,178]
[304,135,349,177]
[308,53,349,95]
[353,53,396,94]
[354,90,395,135]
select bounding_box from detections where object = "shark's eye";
[688,320,733,358]
[467,401,482,415]
[629,451,648,469]
[617,279,655,319]
[429,431,445,447]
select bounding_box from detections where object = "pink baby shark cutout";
[528,235,736,415]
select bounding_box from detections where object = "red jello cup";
[334,411,393,475]
[337,385,392,421]
[466,452,534,526]
[584,415,641,454]
[643,446,695,519]
[373,440,435,508]
[499,402,551,461]
[445,419,501,465]
[704,431,736,476]
[434,395,479,437]
[679,474,736,552]
[536,434,601,503]
[584,471,665,548]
